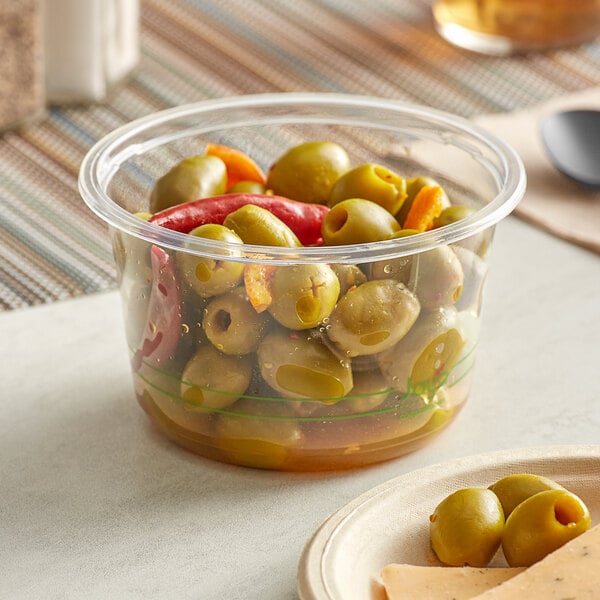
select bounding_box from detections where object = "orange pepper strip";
[402,185,444,232]
[243,263,276,313]
[205,143,266,188]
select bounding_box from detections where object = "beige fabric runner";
[476,88,600,254]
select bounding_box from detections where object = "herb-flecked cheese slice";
[380,565,524,599]
[469,523,600,599]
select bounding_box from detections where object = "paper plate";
[297,445,600,600]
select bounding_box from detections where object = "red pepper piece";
[131,245,182,371]
[148,193,329,246]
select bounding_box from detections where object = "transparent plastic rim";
[78,92,526,264]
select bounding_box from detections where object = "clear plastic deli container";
[79,93,526,471]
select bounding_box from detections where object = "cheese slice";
[381,565,524,600]
[470,523,600,599]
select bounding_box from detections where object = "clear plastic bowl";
[79,93,526,471]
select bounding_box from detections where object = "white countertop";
[1,215,599,600]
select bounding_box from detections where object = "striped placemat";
[2,0,600,310]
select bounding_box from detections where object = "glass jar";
[433,0,600,55]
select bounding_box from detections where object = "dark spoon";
[541,109,600,190]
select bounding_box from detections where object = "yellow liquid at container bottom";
[136,385,465,471]
[433,0,600,54]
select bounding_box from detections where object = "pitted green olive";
[372,246,464,310]
[333,368,390,415]
[502,489,591,567]
[202,287,271,355]
[396,176,450,225]
[181,345,252,410]
[177,223,244,298]
[429,487,505,567]
[389,229,420,239]
[330,263,368,296]
[489,473,564,518]
[328,163,408,214]
[378,307,465,397]
[257,328,353,399]
[327,280,420,357]
[215,399,303,469]
[266,141,350,204]
[226,180,266,194]
[452,245,488,314]
[321,198,401,245]
[409,246,464,310]
[305,392,438,452]
[149,155,227,212]
[223,204,301,247]
[290,353,388,418]
[434,205,476,228]
[112,212,152,282]
[136,358,216,431]
[267,264,340,330]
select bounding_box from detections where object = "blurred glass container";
[0,0,46,132]
[433,0,600,55]
[44,0,140,104]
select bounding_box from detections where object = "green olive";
[410,246,464,310]
[429,487,505,567]
[345,368,389,410]
[257,328,353,399]
[290,360,388,418]
[390,246,464,310]
[266,141,351,204]
[223,204,301,247]
[406,406,454,439]
[332,368,390,415]
[214,398,303,469]
[149,155,227,212]
[327,279,420,357]
[267,264,340,330]
[226,180,266,194]
[452,245,488,314]
[396,176,450,225]
[177,223,244,298]
[378,307,465,397]
[202,287,271,355]
[330,263,368,296]
[303,392,437,452]
[112,213,152,282]
[321,198,401,245]
[434,205,476,228]
[135,366,215,437]
[489,473,564,518]
[181,345,252,410]
[328,163,408,214]
[502,489,591,567]
[372,246,464,310]
[389,229,420,239]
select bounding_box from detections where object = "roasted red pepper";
[148,193,329,246]
[131,245,182,371]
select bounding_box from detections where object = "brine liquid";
[134,374,471,471]
[433,0,600,54]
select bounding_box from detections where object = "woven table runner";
[2,0,600,310]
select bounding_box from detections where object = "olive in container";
[79,93,525,471]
